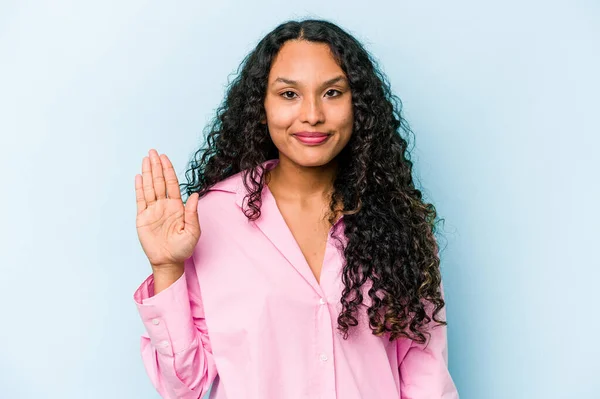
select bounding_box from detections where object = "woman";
[134,19,459,399]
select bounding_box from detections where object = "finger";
[149,149,166,200]
[160,154,181,200]
[135,174,146,214]
[142,156,156,205]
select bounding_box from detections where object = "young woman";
[134,19,459,399]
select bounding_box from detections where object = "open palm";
[135,149,201,269]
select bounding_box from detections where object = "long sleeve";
[397,283,459,399]
[134,255,218,399]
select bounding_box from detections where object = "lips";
[293,131,329,138]
[292,132,331,145]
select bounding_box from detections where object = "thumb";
[183,192,201,232]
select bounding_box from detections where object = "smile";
[292,132,331,146]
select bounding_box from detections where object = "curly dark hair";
[180,18,447,345]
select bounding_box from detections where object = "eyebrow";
[272,75,348,87]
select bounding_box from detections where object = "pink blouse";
[134,158,459,399]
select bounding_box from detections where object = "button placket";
[313,234,338,397]
[315,291,335,397]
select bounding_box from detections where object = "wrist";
[151,262,184,274]
[151,264,184,295]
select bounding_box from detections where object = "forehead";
[268,40,344,81]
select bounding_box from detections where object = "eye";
[281,91,298,99]
[325,89,342,97]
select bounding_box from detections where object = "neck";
[266,156,338,203]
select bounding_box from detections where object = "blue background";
[1,1,598,398]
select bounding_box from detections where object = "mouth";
[292,131,331,146]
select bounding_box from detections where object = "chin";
[288,152,338,168]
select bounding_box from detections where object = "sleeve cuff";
[133,271,196,356]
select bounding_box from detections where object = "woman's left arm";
[397,283,459,399]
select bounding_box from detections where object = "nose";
[299,94,325,125]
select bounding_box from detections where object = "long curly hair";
[180,18,447,344]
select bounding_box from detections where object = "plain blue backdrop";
[1,1,598,398]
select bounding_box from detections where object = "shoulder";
[195,171,244,217]
[206,171,243,194]
[194,159,274,219]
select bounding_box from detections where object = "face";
[263,40,354,168]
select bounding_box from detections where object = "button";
[160,340,169,348]
[319,298,326,305]
[151,318,160,325]
[319,353,328,362]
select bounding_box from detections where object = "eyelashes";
[281,91,297,99]
[280,89,343,100]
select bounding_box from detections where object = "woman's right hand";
[135,149,201,272]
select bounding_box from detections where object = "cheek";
[333,103,354,132]
[265,99,295,127]
[333,97,354,122]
